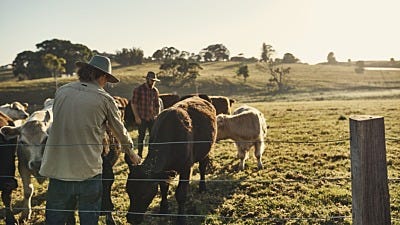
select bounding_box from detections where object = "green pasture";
[0,62,400,224]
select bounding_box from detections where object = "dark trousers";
[137,119,154,157]
[45,174,102,225]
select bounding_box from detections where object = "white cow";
[0,101,29,121]
[216,105,267,170]
[0,98,53,222]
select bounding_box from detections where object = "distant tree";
[327,52,337,64]
[152,47,180,61]
[261,43,275,62]
[203,52,213,62]
[179,51,190,59]
[236,64,249,82]
[36,39,92,75]
[282,53,299,63]
[115,47,144,66]
[354,60,365,74]
[152,49,164,61]
[163,47,180,59]
[159,58,202,86]
[42,53,66,88]
[12,51,49,80]
[200,44,230,61]
[189,53,202,62]
[267,61,291,92]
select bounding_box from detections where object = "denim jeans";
[45,174,102,225]
[137,119,154,157]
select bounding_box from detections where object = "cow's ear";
[44,111,52,123]
[0,126,21,140]
[23,102,29,109]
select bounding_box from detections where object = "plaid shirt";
[132,83,160,121]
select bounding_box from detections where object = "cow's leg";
[175,169,191,225]
[2,190,18,225]
[101,159,116,225]
[159,182,169,214]
[198,157,208,192]
[237,146,248,171]
[254,141,264,170]
[18,165,33,223]
[125,174,135,224]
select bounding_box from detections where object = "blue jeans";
[45,174,102,225]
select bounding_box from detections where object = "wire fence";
[1,137,400,223]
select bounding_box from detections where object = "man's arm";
[131,102,141,125]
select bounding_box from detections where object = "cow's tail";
[260,112,268,136]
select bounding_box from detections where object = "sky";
[1,0,399,65]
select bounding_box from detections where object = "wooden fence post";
[350,115,391,225]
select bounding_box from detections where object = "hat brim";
[76,61,120,83]
[143,76,160,82]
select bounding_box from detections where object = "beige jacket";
[39,81,134,181]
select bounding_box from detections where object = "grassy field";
[1,62,400,224]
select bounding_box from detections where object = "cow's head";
[126,165,176,224]
[216,114,229,141]
[1,111,51,177]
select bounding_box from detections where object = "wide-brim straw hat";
[76,55,119,83]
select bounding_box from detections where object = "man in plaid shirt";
[131,71,160,157]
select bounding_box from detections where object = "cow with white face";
[0,101,29,121]
[0,98,53,223]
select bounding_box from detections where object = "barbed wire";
[5,135,400,147]
[5,206,355,222]
[0,137,351,148]
[2,174,400,184]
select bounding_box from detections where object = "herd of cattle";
[0,93,267,225]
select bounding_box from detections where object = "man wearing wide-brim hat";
[40,55,141,225]
[130,71,161,158]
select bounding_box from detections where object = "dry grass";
[1,99,399,224]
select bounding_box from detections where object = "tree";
[36,39,92,75]
[236,64,249,82]
[261,43,275,62]
[282,53,299,64]
[267,61,291,92]
[115,47,144,66]
[42,53,66,89]
[152,49,164,61]
[12,51,49,80]
[151,47,180,61]
[327,52,337,64]
[159,58,202,86]
[200,44,230,61]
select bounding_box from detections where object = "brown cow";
[99,96,130,225]
[209,95,235,115]
[125,96,217,225]
[159,93,180,108]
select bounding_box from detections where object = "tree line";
[11,39,305,81]
[13,38,358,94]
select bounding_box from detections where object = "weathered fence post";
[350,115,391,225]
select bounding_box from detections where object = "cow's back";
[144,97,216,173]
[176,97,216,161]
